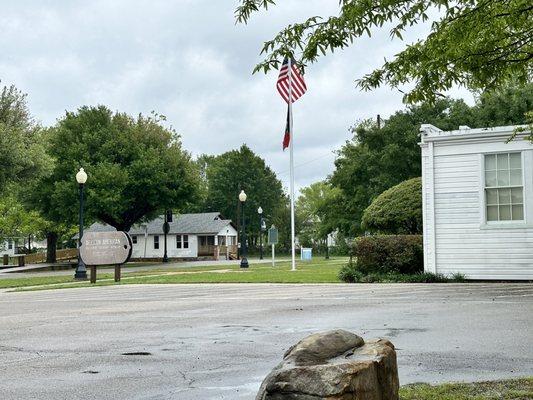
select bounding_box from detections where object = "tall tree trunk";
[46,231,58,263]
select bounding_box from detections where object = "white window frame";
[131,235,137,244]
[176,235,189,249]
[153,235,160,249]
[481,151,527,227]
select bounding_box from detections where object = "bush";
[352,234,423,275]
[338,263,466,283]
[338,261,360,283]
[361,177,422,234]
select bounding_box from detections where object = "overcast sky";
[1,1,473,193]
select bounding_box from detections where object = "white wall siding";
[130,234,198,259]
[1,240,16,256]
[421,126,533,280]
[216,225,238,238]
[421,142,436,272]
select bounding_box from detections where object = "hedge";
[361,177,422,234]
[349,234,424,275]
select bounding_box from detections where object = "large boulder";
[256,330,399,400]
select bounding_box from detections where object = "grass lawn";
[399,378,533,399]
[2,258,348,291]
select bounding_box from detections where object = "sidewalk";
[0,257,286,279]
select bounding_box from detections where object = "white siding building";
[1,239,17,257]
[420,124,533,280]
[84,212,238,260]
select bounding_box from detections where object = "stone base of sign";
[256,329,399,400]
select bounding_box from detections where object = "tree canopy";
[296,181,341,247]
[0,84,50,193]
[236,0,532,103]
[0,192,47,242]
[201,144,285,238]
[26,106,199,232]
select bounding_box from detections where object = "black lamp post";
[163,210,171,263]
[258,206,265,260]
[75,167,88,280]
[239,190,249,268]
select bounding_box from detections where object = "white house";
[1,239,17,257]
[83,212,238,260]
[420,124,533,280]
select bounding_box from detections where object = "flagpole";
[288,58,296,272]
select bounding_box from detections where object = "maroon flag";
[283,106,290,150]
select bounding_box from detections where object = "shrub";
[338,268,464,283]
[338,261,360,283]
[352,234,424,275]
[361,177,422,234]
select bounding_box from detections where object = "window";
[485,153,524,222]
[154,235,159,249]
[8,241,13,250]
[176,235,189,249]
[131,235,138,244]
[199,236,214,246]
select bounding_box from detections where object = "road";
[1,283,532,399]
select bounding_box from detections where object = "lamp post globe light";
[257,206,264,260]
[239,190,249,268]
[75,167,88,280]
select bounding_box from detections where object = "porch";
[198,235,238,259]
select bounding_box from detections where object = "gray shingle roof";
[82,212,235,237]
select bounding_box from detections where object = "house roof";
[420,124,531,143]
[81,212,236,237]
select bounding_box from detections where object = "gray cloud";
[0,0,473,194]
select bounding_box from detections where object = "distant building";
[420,124,532,280]
[83,212,238,260]
[1,239,18,257]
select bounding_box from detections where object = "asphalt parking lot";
[1,283,532,399]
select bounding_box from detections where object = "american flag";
[276,58,307,103]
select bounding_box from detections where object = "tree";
[471,82,533,128]
[201,145,285,244]
[0,84,51,193]
[296,181,341,252]
[268,198,306,253]
[26,106,200,258]
[0,191,47,248]
[361,177,422,234]
[236,1,532,103]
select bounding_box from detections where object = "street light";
[75,167,88,280]
[163,210,172,263]
[239,190,249,268]
[258,206,264,260]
